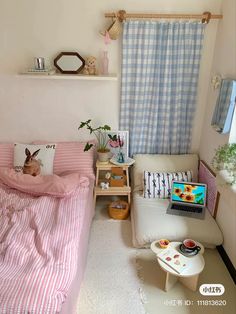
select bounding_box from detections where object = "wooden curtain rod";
[105,10,223,24]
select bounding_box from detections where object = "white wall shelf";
[18,73,118,81]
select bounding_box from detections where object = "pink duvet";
[0,170,92,314]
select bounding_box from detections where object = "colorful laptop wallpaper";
[172,182,206,205]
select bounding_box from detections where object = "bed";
[0,141,95,314]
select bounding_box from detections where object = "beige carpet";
[137,248,236,314]
[77,220,146,314]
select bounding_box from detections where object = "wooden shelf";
[18,73,117,81]
[94,161,131,204]
[94,186,131,195]
[96,161,129,170]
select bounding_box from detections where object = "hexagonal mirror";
[54,52,85,74]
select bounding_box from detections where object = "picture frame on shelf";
[106,130,129,160]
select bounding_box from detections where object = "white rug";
[77,220,146,314]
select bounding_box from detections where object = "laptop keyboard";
[171,204,202,213]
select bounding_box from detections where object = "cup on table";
[34,57,45,70]
[182,239,201,252]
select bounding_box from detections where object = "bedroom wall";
[199,0,236,165]
[198,0,236,268]
[0,0,222,145]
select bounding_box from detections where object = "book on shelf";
[157,248,190,274]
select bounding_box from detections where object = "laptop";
[166,181,207,220]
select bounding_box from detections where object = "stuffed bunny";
[23,148,42,176]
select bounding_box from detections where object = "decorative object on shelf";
[83,56,97,75]
[110,167,124,187]
[105,172,111,180]
[78,119,111,163]
[54,51,85,74]
[107,130,129,161]
[108,200,129,220]
[212,143,236,185]
[116,148,125,163]
[34,57,45,70]
[104,31,112,45]
[20,57,55,75]
[211,79,236,134]
[101,51,109,75]
[100,182,109,190]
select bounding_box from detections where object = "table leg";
[164,272,178,291]
[179,274,199,291]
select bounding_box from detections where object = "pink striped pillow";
[33,141,95,178]
[0,143,14,168]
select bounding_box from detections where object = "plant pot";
[97,150,110,163]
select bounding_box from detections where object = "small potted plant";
[78,119,111,163]
[212,143,236,184]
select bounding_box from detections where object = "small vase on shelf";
[101,51,109,75]
[116,148,125,163]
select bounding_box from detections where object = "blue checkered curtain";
[120,21,205,156]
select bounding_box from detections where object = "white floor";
[89,197,236,314]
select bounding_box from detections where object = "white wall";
[199,0,236,164]
[0,0,221,144]
[198,0,236,268]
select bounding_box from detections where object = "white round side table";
[151,240,205,292]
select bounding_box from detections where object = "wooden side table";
[94,161,131,205]
[151,240,205,292]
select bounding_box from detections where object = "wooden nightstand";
[94,161,131,204]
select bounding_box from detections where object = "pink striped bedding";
[0,172,94,314]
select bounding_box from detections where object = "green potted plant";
[212,143,236,184]
[78,119,111,163]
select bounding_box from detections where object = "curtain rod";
[105,10,223,24]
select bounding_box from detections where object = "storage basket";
[100,17,122,40]
[108,200,129,220]
[107,18,122,40]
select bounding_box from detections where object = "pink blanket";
[0,172,92,314]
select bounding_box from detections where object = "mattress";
[60,179,94,314]
[131,192,223,249]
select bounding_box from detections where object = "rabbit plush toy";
[23,148,42,176]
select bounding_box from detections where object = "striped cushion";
[53,142,95,177]
[0,143,14,168]
[143,170,193,199]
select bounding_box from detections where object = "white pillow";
[143,170,193,199]
[14,143,56,176]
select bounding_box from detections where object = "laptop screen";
[171,181,207,207]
